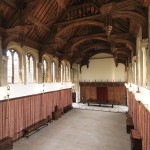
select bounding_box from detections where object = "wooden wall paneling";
[0,89,72,141]
[147,114,150,150]
[45,93,49,116]
[136,101,140,131]
[90,86,97,100]
[2,102,8,139]
[60,90,63,109]
[50,92,54,112]
[107,86,114,104]
[80,86,84,100]
[144,110,148,150]
[128,92,150,150]
[0,103,2,140]
[85,86,89,100]
[13,100,18,140]
[53,92,57,110]
[80,83,126,105]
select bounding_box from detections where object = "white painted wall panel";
[80,58,127,82]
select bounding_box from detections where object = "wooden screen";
[80,82,126,105]
[97,87,108,104]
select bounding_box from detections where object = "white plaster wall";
[0,82,72,101]
[79,57,127,82]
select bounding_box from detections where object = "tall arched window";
[43,58,47,83]
[60,63,63,82]
[26,54,34,83]
[66,65,69,81]
[7,49,19,83]
[51,61,55,82]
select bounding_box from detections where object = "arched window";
[60,64,63,82]
[51,61,55,82]
[66,65,69,81]
[42,58,47,82]
[26,54,34,83]
[7,49,19,83]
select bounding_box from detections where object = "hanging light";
[99,2,113,37]
[135,87,141,101]
[104,15,113,37]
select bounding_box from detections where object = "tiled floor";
[13,108,130,150]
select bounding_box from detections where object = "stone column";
[58,66,61,82]
[68,66,71,82]
[55,63,59,82]
[146,5,150,86]
[131,57,136,84]
[128,63,132,83]
[38,63,43,83]
[0,38,7,86]
[142,39,148,86]
[0,55,8,86]
[47,62,51,82]
[72,64,80,103]
[136,28,142,84]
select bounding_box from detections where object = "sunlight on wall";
[0,82,72,101]
[80,58,127,82]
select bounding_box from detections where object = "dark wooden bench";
[130,129,142,150]
[63,104,72,113]
[0,137,13,150]
[23,118,49,138]
[87,100,113,108]
[126,117,134,134]
[52,108,62,120]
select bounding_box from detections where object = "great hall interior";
[0,0,150,150]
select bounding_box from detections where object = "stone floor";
[72,103,128,113]
[13,108,130,150]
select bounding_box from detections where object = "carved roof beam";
[62,2,99,14]
[115,51,130,58]
[81,43,109,49]
[8,0,45,27]
[1,0,17,8]
[54,13,105,27]
[55,0,66,9]
[27,15,50,32]
[72,33,106,42]
[0,27,6,35]
[68,37,135,57]
[55,20,104,38]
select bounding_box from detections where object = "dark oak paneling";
[80,82,126,105]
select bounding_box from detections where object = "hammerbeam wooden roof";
[0,0,149,68]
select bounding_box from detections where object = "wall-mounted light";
[61,82,63,89]
[42,83,45,93]
[6,85,11,119]
[124,83,128,88]
[72,83,75,92]
[128,84,133,92]
[6,85,11,99]
[72,83,75,88]
[135,87,141,101]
